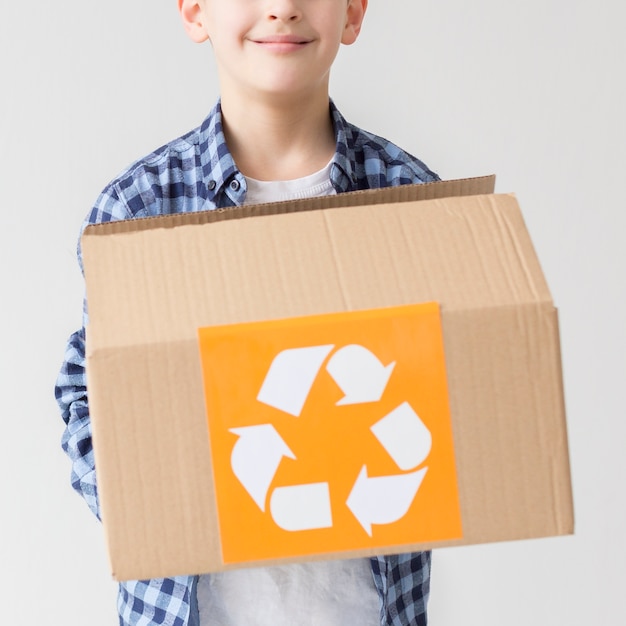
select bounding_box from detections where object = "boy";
[56,1,439,624]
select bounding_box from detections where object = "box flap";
[83,191,550,351]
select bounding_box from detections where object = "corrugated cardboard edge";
[83,175,496,237]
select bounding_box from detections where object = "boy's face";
[179,0,367,101]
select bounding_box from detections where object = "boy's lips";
[251,34,313,52]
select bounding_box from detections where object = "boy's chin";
[246,77,329,102]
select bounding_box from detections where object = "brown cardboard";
[82,176,573,581]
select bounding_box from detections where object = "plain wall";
[1,1,624,624]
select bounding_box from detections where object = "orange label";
[198,303,461,564]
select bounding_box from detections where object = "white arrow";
[257,345,335,417]
[270,482,333,532]
[326,345,395,405]
[370,402,432,470]
[229,424,296,512]
[346,466,428,536]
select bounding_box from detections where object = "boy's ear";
[342,0,368,45]
[178,0,209,44]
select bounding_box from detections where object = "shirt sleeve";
[54,185,132,519]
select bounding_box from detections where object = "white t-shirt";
[197,161,380,626]
[242,160,336,204]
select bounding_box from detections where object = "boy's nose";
[266,0,303,22]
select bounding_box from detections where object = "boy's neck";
[220,89,336,182]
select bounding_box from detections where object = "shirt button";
[208,180,216,191]
[229,179,240,192]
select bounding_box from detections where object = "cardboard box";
[82,176,573,581]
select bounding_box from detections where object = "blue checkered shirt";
[55,100,439,626]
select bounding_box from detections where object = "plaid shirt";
[55,100,438,626]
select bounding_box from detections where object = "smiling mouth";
[253,35,312,45]
[251,35,313,51]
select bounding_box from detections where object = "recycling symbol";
[228,344,433,536]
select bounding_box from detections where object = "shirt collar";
[198,100,243,205]
[198,99,357,205]
[329,100,358,193]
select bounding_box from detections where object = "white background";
[1,1,624,624]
